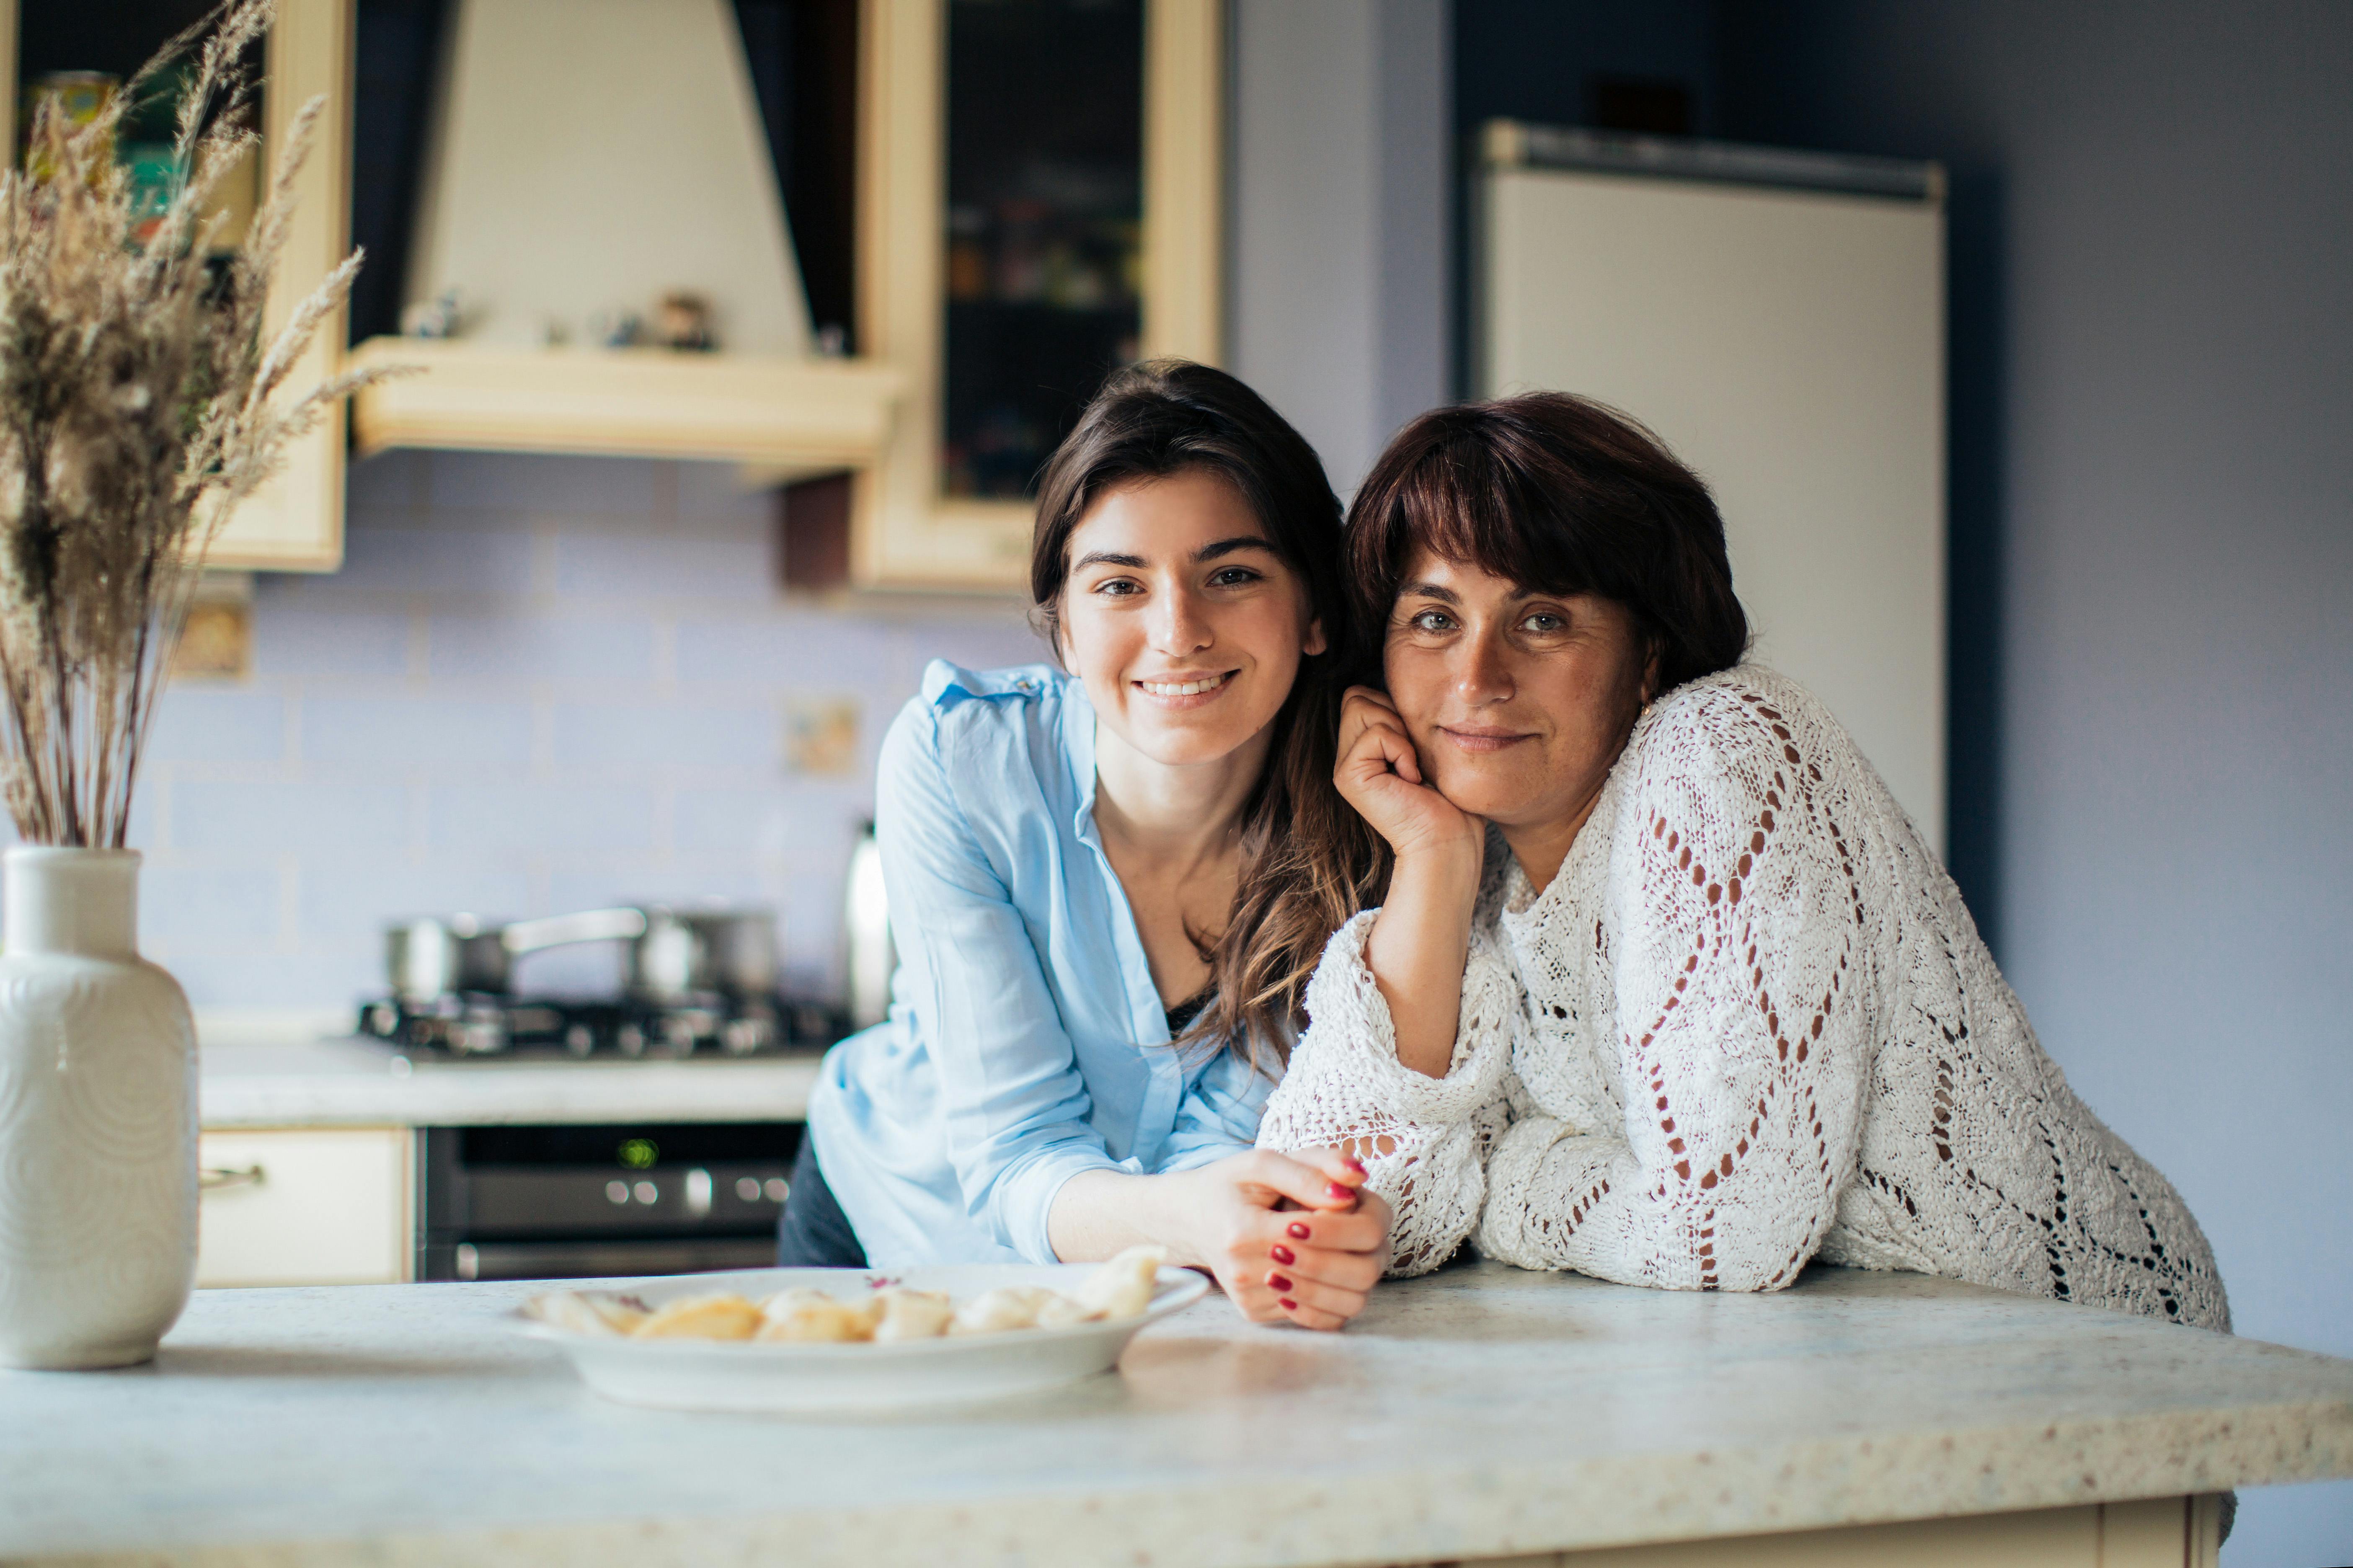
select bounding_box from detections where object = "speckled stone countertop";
[5,1262,2349,1567]
[199,1036,823,1129]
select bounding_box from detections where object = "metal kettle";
[842,822,896,1030]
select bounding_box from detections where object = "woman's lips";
[1134,669,1237,709]
[1437,725,1534,754]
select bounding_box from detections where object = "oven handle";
[199,1164,265,1192]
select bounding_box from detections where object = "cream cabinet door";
[0,0,351,572]
[196,1127,413,1287]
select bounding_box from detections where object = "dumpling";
[948,1285,1056,1335]
[527,1290,647,1337]
[868,1287,954,1342]
[1075,1245,1167,1320]
[756,1289,874,1343]
[631,1292,762,1340]
[1032,1292,1104,1329]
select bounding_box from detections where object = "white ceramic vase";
[0,847,196,1369]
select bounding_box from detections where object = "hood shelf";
[345,338,904,472]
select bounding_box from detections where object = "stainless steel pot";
[383,904,779,1003]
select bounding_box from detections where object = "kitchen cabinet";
[195,1126,413,1286]
[847,0,1224,589]
[1,0,352,571]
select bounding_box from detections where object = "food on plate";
[527,1251,1175,1347]
[757,1289,873,1343]
[869,1287,956,1342]
[1075,1244,1166,1321]
[948,1285,1059,1336]
[630,1292,762,1340]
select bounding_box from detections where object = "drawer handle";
[199,1165,265,1192]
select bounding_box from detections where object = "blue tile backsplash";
[115,450,1045,1012]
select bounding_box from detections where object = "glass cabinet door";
[855,0,1222,589]
[941,0,1143,501]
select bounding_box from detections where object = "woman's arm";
[883,701,1383,1325]
[1258,909,1521,1276]
[1477,700,1873,1291]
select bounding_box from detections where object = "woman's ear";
[1304,616,1329,659]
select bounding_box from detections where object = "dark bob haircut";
[1346,392,1749,695]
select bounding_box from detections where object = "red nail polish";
[1279,1298,1298,1311]
[1270,1243,1295,1265]
[1268,1273,1294,1292]
[1328,1182,1356,1201]
[1286,1221,1311,1240]
[1341,1156,1367,1175]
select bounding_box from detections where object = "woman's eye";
[1406,609,1455,633]
[1092,577,1144,598]
[1208,566,1263,588]
[1521,612,1566,634]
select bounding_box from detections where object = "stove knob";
[606,1180,629,1204]
[721,1016,771,1054]
[616,1022,646,1057]
[632,1180,658,1205]
[765,1177,789,1204]
[564,1023,596,1058]
[735,1176,762,1202]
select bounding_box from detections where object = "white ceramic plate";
[519,1263,1210,1413]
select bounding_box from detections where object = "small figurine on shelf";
[401,289,464,339]
[587,307,641,348]
[656,291,715,351]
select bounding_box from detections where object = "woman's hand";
[1336,686,1483,862]
[1336,686,1485,1077]
[1165,1147,1391,1330]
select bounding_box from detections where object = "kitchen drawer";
[196,1128,414,1288]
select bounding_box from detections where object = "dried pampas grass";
[0,0,402,846]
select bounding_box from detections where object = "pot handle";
[501,906,648,954]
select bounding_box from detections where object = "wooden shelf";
[345,338,905,471]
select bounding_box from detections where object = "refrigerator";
[1473,123,1947,853]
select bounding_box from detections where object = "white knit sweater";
[1260,665,2228,1330]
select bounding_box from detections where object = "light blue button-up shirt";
[807,660,1275,1266]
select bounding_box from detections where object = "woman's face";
[1382,549,1651,831]
[1059,468,1326,768]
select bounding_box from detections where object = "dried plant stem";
[0,0,409,847]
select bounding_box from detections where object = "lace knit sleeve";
[1477,693,1874,1291]
[1257,909,1519,1276]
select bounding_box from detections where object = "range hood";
[349,0,899,474]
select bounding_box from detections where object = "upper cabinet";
[3,0,352,571]
[5,0,1222,590]
[852,0,1223,589]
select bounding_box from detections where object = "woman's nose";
[1454,633,1513,704]
[1150,587,1213,654]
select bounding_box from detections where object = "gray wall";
[1228,0,1449,493]
[1715,5,2353,1562]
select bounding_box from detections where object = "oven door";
[418,1123,798,1283]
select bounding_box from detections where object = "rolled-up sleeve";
[876,701,1126,1261]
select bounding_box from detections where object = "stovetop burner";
[356,991,847,1061]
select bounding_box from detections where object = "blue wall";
[129,451,1042,1010]
[1713,5,2353,1562]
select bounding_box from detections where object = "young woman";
[793,361,1390,1330]
[1260,393,2228,1331]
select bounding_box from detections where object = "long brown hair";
[1031,360,1383,1073]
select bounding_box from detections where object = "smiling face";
[1382,549,1653,839]
[1058,468,1327,768]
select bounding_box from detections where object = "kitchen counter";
[6,1261,2349,1567]
[199,1035,824,1129]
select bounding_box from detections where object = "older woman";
[1259,393,2228,1330]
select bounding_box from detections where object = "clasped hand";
[1175,1147,1391,1331]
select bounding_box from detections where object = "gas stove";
[356,990,847,1061]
